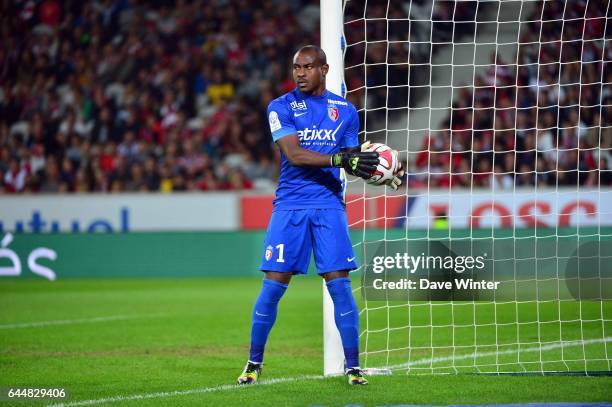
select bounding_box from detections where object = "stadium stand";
[410,0,611,188]
[0,0,319,193]
[0,0,609,193]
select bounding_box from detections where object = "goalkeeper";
[237,45,403,386]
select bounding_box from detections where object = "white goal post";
[320,0,347,377]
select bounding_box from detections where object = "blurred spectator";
[4,158,27,192]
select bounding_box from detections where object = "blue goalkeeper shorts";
[260,208,357,275]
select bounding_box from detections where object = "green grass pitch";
[0,277,610,406]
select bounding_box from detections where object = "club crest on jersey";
[265,245,273,261]
[328,105,339,121]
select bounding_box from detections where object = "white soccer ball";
[362,142,399,186]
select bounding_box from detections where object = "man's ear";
[321,63,329,76]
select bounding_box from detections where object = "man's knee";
[321,270,349,282]
[263,271,292,284]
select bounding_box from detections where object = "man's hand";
[331,151,379,179]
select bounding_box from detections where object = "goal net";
[323,0,612,375]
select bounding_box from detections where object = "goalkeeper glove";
[360,141,405,190]
[331,151,379,179]
[385,157,405,190]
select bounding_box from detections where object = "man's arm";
[277,135,331,167]
[276,135,379,179]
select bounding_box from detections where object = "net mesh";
[342,0,612,374]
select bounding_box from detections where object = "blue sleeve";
[267,100,297,142]
[340,105,359,149]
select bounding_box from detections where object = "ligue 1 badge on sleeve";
[265,245,273,261]
[328,105,339,121]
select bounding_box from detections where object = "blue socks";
[249,278,288,364]
[248,276,359,369]
[326,277,360,369]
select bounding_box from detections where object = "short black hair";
[295,45,327,65]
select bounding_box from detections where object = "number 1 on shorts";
[275,243,285,263]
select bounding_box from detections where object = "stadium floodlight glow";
[321,0,612,376]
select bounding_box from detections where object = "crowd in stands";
[0,0,319,193]
[412,0,611,189]
[343,1,482,129]
[1,0,609,194]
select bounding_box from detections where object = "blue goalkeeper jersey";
[267,88,360,210]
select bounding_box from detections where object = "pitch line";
[47,337,611,407]
[385,337,612,370]
[0,314,161,329]
[47,375,326,407]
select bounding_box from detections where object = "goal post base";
[362,368,393,376]
[323,368,393,377]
